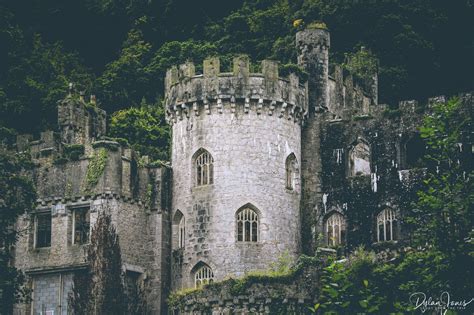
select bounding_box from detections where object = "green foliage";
[109,101,170,160]
[343,48,378,81]
[169,254,320,309]
[413,97,473,257]
[315,247,385,313]
[0,130,36,312]
[64,144,85,161]
[0,31,93,132]
[383,108,402,119]
[96,29,152,112]
[83,148,108,194]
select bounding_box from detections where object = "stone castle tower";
[164,55,307,289]
[12,23,472,314]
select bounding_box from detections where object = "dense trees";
[1,0,472,136]
[0,128,36,313]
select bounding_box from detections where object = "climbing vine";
[83,148,107,193]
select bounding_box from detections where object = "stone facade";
[12,24,473,315]
[13,97,171,314]
[165,56,305,290]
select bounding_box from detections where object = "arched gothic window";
[195,149,214,186]
[178,217,185,248]
[286,153,299,190]
[325,212,346,246]
[349,140,371,176]
[236,207,259,242]
[194,265,214,288]
[377,208,398,242]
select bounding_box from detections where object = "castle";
[12,24,472,314]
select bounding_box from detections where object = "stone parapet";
[164,56,308,125]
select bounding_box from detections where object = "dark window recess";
[402,135,426,169]
[36,213,51,248]
[74,208,90,245]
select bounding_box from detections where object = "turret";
[296,22,330,112]
[165,56,306,290]
[296,22,330,254]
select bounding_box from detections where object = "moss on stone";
[307,21,328,30]
[83,148,107,193]
[64,144,85,160]
[168,255,322,309]
[383,108,402,119]
[279,63,309,82]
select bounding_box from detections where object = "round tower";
[296,23,331,254]
[165,56,308,289]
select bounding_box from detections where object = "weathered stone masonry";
[12,23,473,315]
[13,97,171,315]
[165,55,306,290]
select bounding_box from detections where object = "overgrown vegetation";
[83,148,107,194]
[69,209,126,314]
[109,101,170,160]
[168,97,473,314]
[0,128,36,314]
[169,252,319,309]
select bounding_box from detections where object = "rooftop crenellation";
[164,56,309,124]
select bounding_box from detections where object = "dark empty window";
[35,213,51,248]
[73,208,90,245]
[403,135,425,169]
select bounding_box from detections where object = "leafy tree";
[108,100,170,161]
[96,29,152,113]
[414,97,473,254]
[0,34,93,133]
[69,209,126,315]
[0,127,36,314]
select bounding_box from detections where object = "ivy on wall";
[83,148,107,193]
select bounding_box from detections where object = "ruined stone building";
[12,24,473,314]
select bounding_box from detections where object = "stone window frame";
[192,262,214,288]
[34,210,52,249]
[347,137,372,177]
[70,205,91,245]
[324,210,346,247]
[285,153,300,191]
[376,208,398,242]
[172,210,185,249]
[235,203,260,243]
[193,148,214,187]
[398,133,426,170]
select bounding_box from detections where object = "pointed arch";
[285,153,299,190]
[193,148,214,186]
[191,262,214,288]
[235,203,261,243]
[324,210,346,246]
[376,208,398,242]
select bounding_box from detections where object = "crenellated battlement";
[164,56,308,125]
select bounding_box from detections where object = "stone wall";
[167,58,305,290]
[168,256,323,315]
[13,96,172,314]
